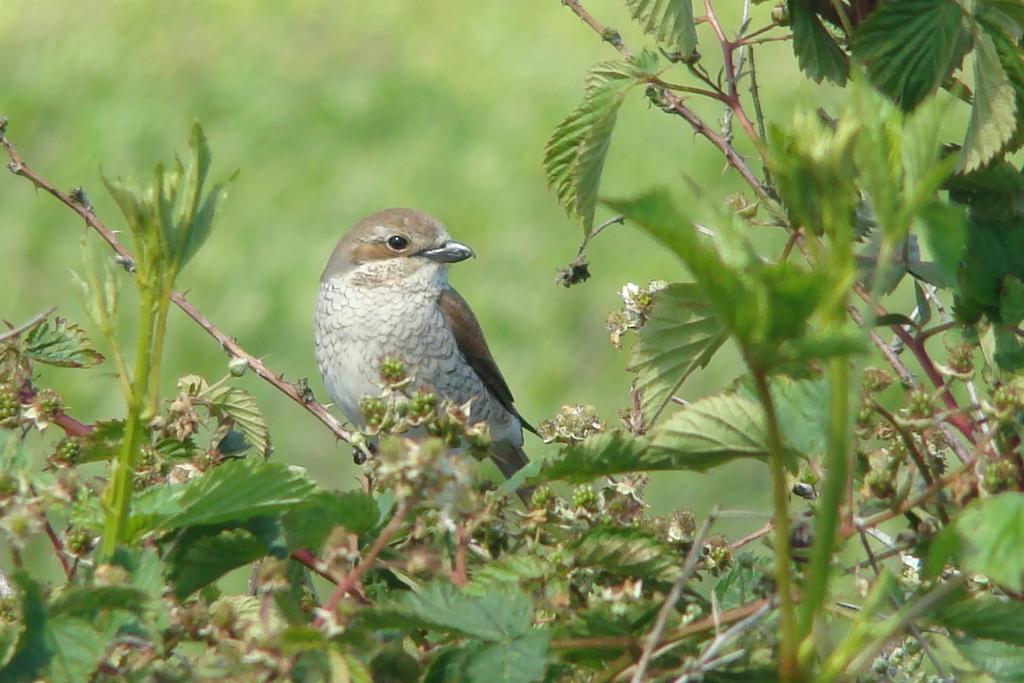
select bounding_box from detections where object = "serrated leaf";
[43,617,107,683]
[940,596,1024,645]
[627,283,727,424]
[852,0,965,111]
[186,377,269,457]
[714,555,772,610]
[605,188,839,367]
[769,376,829,458]
[466,555,548,593]
[650,393,776,470]
[73,420,125,465]
[281,490,380,551]
[916,200,966,288]
[545,61,646,234]
[979,10,1024,156]
[573,525,680,582]
[22,318,103,368]
[371,580,533,641]
[424,634,548,683]
[48,585,149,618]
[954,638,1024,682]
[789,0,849,85]
[961,29,1018,171]
[128,459,316,538]
[166,527,269,598]
[626,0,697,56]
[536,431,652,483]
[0,574,49,683]
[955,492,1024,590]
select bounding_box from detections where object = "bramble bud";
[65,527,95,557]
[378,357,407,385]
[946,343,974,376]
[359,396,387,428]
[905,389,933,420]
[228,356,249,377]
[0,384,20,424]
[862,368,893,394]
[572,485,598,511]
[35,388,63,416]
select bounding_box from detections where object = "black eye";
[387,235,409,251]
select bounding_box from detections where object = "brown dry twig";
[0,121,353,447]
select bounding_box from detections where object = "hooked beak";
[418,240,475,264]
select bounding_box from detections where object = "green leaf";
[545,61,647,234]
[714,555,772,610]
[961,28,1019,172]
[627,283,727,424]
[916,200,966,287]
[768,376,829,458]
[21,317,103,368]
[48,585,149,618]
[605,188,839,366]
[0,574,49,683]
[129,459,316,537]
[954,638,1024,682]
[180,375,270,457]
[376,580,533,641]
[788,0,848,85]
[425,633,549,683]
[951,161,1024,324]
[43,617,107,683]
[166,527,269,598]
[625,0,697,56]
[573,525,680,582]
[281,489,380,551]
[940,596,1024,645]
[852,0,965,111]
[536,432,652,483]
[979,10,1024,155]
[650,393,776,471]
[955,492,1024,590]
[73,419,125,465]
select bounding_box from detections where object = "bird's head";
[321,208,474,287]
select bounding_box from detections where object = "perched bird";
[314,208,533,483]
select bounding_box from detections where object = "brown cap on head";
[321,208,463,282]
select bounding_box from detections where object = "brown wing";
[437,288,536,434]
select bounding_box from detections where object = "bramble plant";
[2,1,1024,681]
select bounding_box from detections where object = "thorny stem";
[557,0,772,204]
[704,0,760,143]
[317,500,411,622]
[631,509,717,683]
[0,128,353,446]
[853,285,975,445]
[100,284,156,558]
[751,368,798,682]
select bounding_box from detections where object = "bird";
[314,207,533,487]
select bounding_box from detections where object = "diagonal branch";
[1,121,352,446]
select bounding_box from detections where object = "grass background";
[0,1,858,542]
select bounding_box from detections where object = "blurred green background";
[1,2,838,536]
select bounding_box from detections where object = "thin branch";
[0,307,57,343]
[0,126,353,446]
[316,499,411,622]
[849,305,973,465]
[631,509,718,682]
[556,0,772,203]
[729,521,773,551]
[853,285,975,446]
[551,597,772,651]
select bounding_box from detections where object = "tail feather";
[490,440,534,505]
